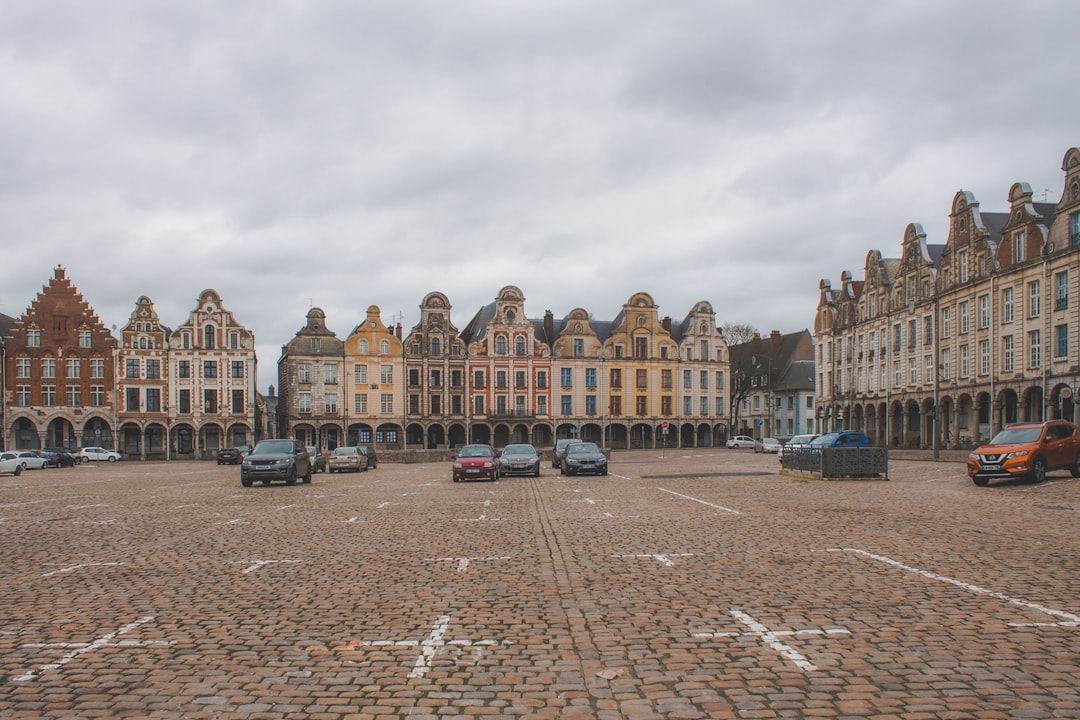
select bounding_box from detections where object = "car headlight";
[1003,450,1029,460]
[968,453,980,462]
[483,461,495,468]
[453,462,463,469]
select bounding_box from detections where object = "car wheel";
[602,468,609,476]
[1071,454,1080,478]
[286,467,297,486]
[534,466,541,477]
[303,466,312,484]
[1030,456,1047,483]
[13,465,22,476]
[108,456,117,462]
[241,476,253,487]
[453,475,460,483]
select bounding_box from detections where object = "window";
[380,339,390,355]
[941,349,951,380]
[635,396,647,415]
[585,368,597,388]
[614,345,623,359]
[585,396,596,415]
[355,364,367,384]
[92,385,106,407]
[536,371,547,389]
[959,301,969,334]
[941,308,951,338]
[126,358,140,378]
[561,395,572,414]
[474,395,485,415]
[537,396,546,415]
[1028,280,1042,317]
[16,385,30,406]
[380,365,393,384]
[610,369,622,389]
[42,358,56,378]
[324,393,337,414]
[1014,231,1025,263]
[978,295,989,329]
[181,332,190,349]
[178,360,190,379]
[298,363,311,383]
[572,338,584,357]
[431,395,441,414]
[958,250,969,283]
[231,361,243,379]
[203,360,218,379]
[893,361,902,388]
[178,389,191,414]
[146,359,161,379]
[16,358,30,378]
[204,325,215,349]
[67,385,81,407]
[561,368,572,388]
[1003,335,1014,372]
[683,370,692,389]
[660,370,673,389]
[42,385,56,406]
[610,396,622,416]
[432,370,443,388]
[634,337,647,359]
[496,371,507,389]
[323,363,338,384]
[515,337,526,356]
[700,340,709,360]
[27,330,40,347]
[716,370,724,388]
[1002,287,1014,323]
[683,396,692,414]
[1072,211,1080,245]
[358,339,368,354]
[299,392,312,413]
[514,370,526,389]
[79,330,92,348]
[1029,329,1041,368]
[1056,324,1069,358]
[203,389,217,413]
[1057,271,1069,310]
[381,394,393,413]
[699,370,708,389]
[451,370,462,388]
[230,389,242,413]
[230,332,239,349]
[354,394,367,413]
[473,370,485,388]
[146,388,161,412]
[430,337,440,355]
[495,336,507,354]
[409,394,420,414]
[126,387,140,411]
[960,345,970,379]
[979,340,990,375]
[635,369,647,389]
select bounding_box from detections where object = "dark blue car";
[809,431,871,448]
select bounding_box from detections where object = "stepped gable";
[11,266,114,344]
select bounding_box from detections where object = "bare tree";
[723,323,761,437]
[721,322,758,347]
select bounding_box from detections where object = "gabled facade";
[278,308,345,451]
[815,145,1080,449]
[460,286,553,447]
[671,301,730,447]
[343,306,405,448]
[402,292,468,449]
[3,267,117,451]
[116,296,171,458]
[167,289,256,457]
[550,308,609,445]
[731,329,814,439]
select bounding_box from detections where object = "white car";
[759,438,782,454]
[9,450,49,470]
[0,453,24,476]
[726,435,755,449]
[78,446,122,462]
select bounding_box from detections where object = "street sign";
[661,421,669,430]
[755,419,763,427]
[1063,387,1074,400]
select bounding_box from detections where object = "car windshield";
[502,445,535,455]
[253,440,295,455]
[987,427,1043,445]
[567,442,600,455]
[459,446,493,458]
[332,446,358,455]
[810,434,839,447]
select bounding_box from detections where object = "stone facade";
[815,145,1080,449]
[277,308,346,451]
[116,296,170,458]
[402,292,468,449]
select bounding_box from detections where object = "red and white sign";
[661,421,670,431]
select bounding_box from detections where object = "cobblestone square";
[1,451,1077,719]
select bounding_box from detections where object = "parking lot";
[1,450,1078,719]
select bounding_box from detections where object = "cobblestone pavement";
[1,450,1077,719]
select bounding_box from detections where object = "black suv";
[240,439,312,486]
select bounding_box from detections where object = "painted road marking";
[12,615,167,682]
[656,488,740,514]
[613,553,696,567]
[425,556,511,572]
[693,609,851,672]
[42,562,122,578]
[352,614,510,678]
[239,559,301,574]
[828,547,1080,627]
[456,513,502,522]
[376,502,398,509]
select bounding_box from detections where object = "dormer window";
[204,325,215,349]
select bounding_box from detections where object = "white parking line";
[12,616,163,682]
[828,548,1080,626]
[656,488,740,514]
[693,609,851,672]
[42,562,122,578]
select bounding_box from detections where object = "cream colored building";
[343,306,405,448]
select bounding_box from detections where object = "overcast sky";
[2,1,1078,392]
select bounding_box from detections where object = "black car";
[216,448,243,465]
[497,443,541,477]
[552,438,577,469]
[42,447,79,467]
[240,439,313,486]
[561,441,608,476]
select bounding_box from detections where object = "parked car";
[8,450,49,471]
[357,445,378,469]
[79,446,122,462]
[726,435,755,449]
[40,448,77,468]
[240,439,312,486]
[216,448,243,465]
[967,420,1080,486]
[0,453,23,476]
[43,447,81,466]
[778,434,820,464]
[497,443,541,477]
[758,437,782,454]
[808,431,871,449]
[552,438,577,468]
[306,446,329,473]
[328,446,368,473]
[561,441,608,476]
[453,444,499,482]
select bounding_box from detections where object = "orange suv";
[967,420,1080,486]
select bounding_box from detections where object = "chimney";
[662,316,672,332]
[544,310,554,345]
[770,330,782,355]
[396,323,402,339]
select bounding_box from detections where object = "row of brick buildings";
[3,272,820,458]
[814,145,1080,449]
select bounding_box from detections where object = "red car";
[452,444,499,482]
